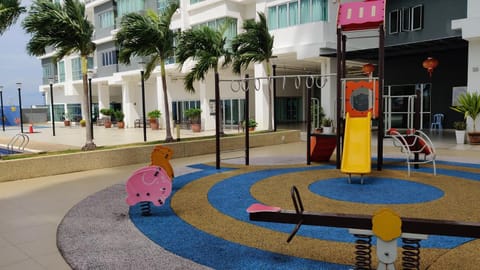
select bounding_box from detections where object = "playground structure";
[248,186,480,269]
[388,128,436,176]
[125,145,175,216]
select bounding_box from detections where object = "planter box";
[310,134,337,162]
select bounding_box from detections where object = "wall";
[0,130,300,182]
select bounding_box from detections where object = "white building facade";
[39,0,342,132]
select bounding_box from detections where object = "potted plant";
[185,108,202,132]
[114,110,125,129]
[453,121,466,144]
[242,118,258,131]
[63,113,71,127]
[148,109,161,130]
[79,119,86,127]
[100,108,114,128]
[450,92,480,144]
[322,118,333,134]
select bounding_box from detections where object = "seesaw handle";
[287,186,304,243]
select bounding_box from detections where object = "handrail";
[6,134,29,153]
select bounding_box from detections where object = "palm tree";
[0,0,25,35]
[176,23,232,134]
[176,22,233,169]
[23,0,96,150]
[116,3,179,142]
[232,12,274,130]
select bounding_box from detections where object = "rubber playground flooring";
[58,158,480,269]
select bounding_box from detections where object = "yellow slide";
[341,112,371,183]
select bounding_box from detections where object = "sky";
[0,0,44,108]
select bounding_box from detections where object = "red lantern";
[362,63,375,75]
[422,57,439,77]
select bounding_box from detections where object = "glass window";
[58,61,65,82]
[312,0,327,21]
[300,0,310,24]
[389,9,399,34]
[117,0,145,17]
[190,0,205,4]
[411,5,423,31]
[42,63,54,82]
[101,50,118,66]
[268,6,277,30]
[289,1,298,26]
[71,58,82,81]
[278,4,288,28]
[401,7,410,32]
[99,10,114,28]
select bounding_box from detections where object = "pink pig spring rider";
[126,166,172,216]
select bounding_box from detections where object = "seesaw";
[247,186,480,269]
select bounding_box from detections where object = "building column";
[321,58,337,121]
[122,80,137,128]
[254,63,269,130]
[199,79,209,131]
[98,84,110,116]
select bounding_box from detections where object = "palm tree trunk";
[80,56,95,150]
[160,62,174,142]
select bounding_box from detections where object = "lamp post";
[49,78,55,136]
[87,69,95,139]
[16,83,23,133]
[140,69,147,142]
[0,85,4,131]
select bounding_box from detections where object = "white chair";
[430,113,444,130]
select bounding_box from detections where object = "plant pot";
[310,134,337,162]
[455,130,465,144]
[117,121,125,129]
[64,120,71,127]
[248,127,255,132]
[104,121,112,128]
[322,126,332,134]
[150,118,159,130]
[191,123,201,132]
[467,132,480,144]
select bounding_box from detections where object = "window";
[389,9,399,34]
[268,0,327,30]
[190,0,205,4]
[71,57,93,81]
[401,7,410,32]
[289,2,298,26]
[101,50,118,66]
[411,5,423,31]
[172,100,200,123]
[99,10,114,28]
[158,0,178,13]
[268,7,278,30]
[58,61,65,82]
[399,5,423,32]
[194,17,237,50]
[117,0,144,17]
[42,63,54,83]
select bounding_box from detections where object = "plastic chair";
[430,113,444,130]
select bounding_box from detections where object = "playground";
[56,148,480,269]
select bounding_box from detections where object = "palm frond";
[0,0,26,34]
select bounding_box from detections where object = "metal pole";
[335,28,343,169]
[273,64,277,132]
[377,25,385,171]
[50,83,55,136]
[88,78,93,139]
[141,70,147,142]
[306,83,312,165]
[17,84,23,134]
[245,74,249,166]
[215,72,221,170]
[0,87,4,132]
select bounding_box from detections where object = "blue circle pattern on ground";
[131,163,476,269]
[309,177,444,204]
